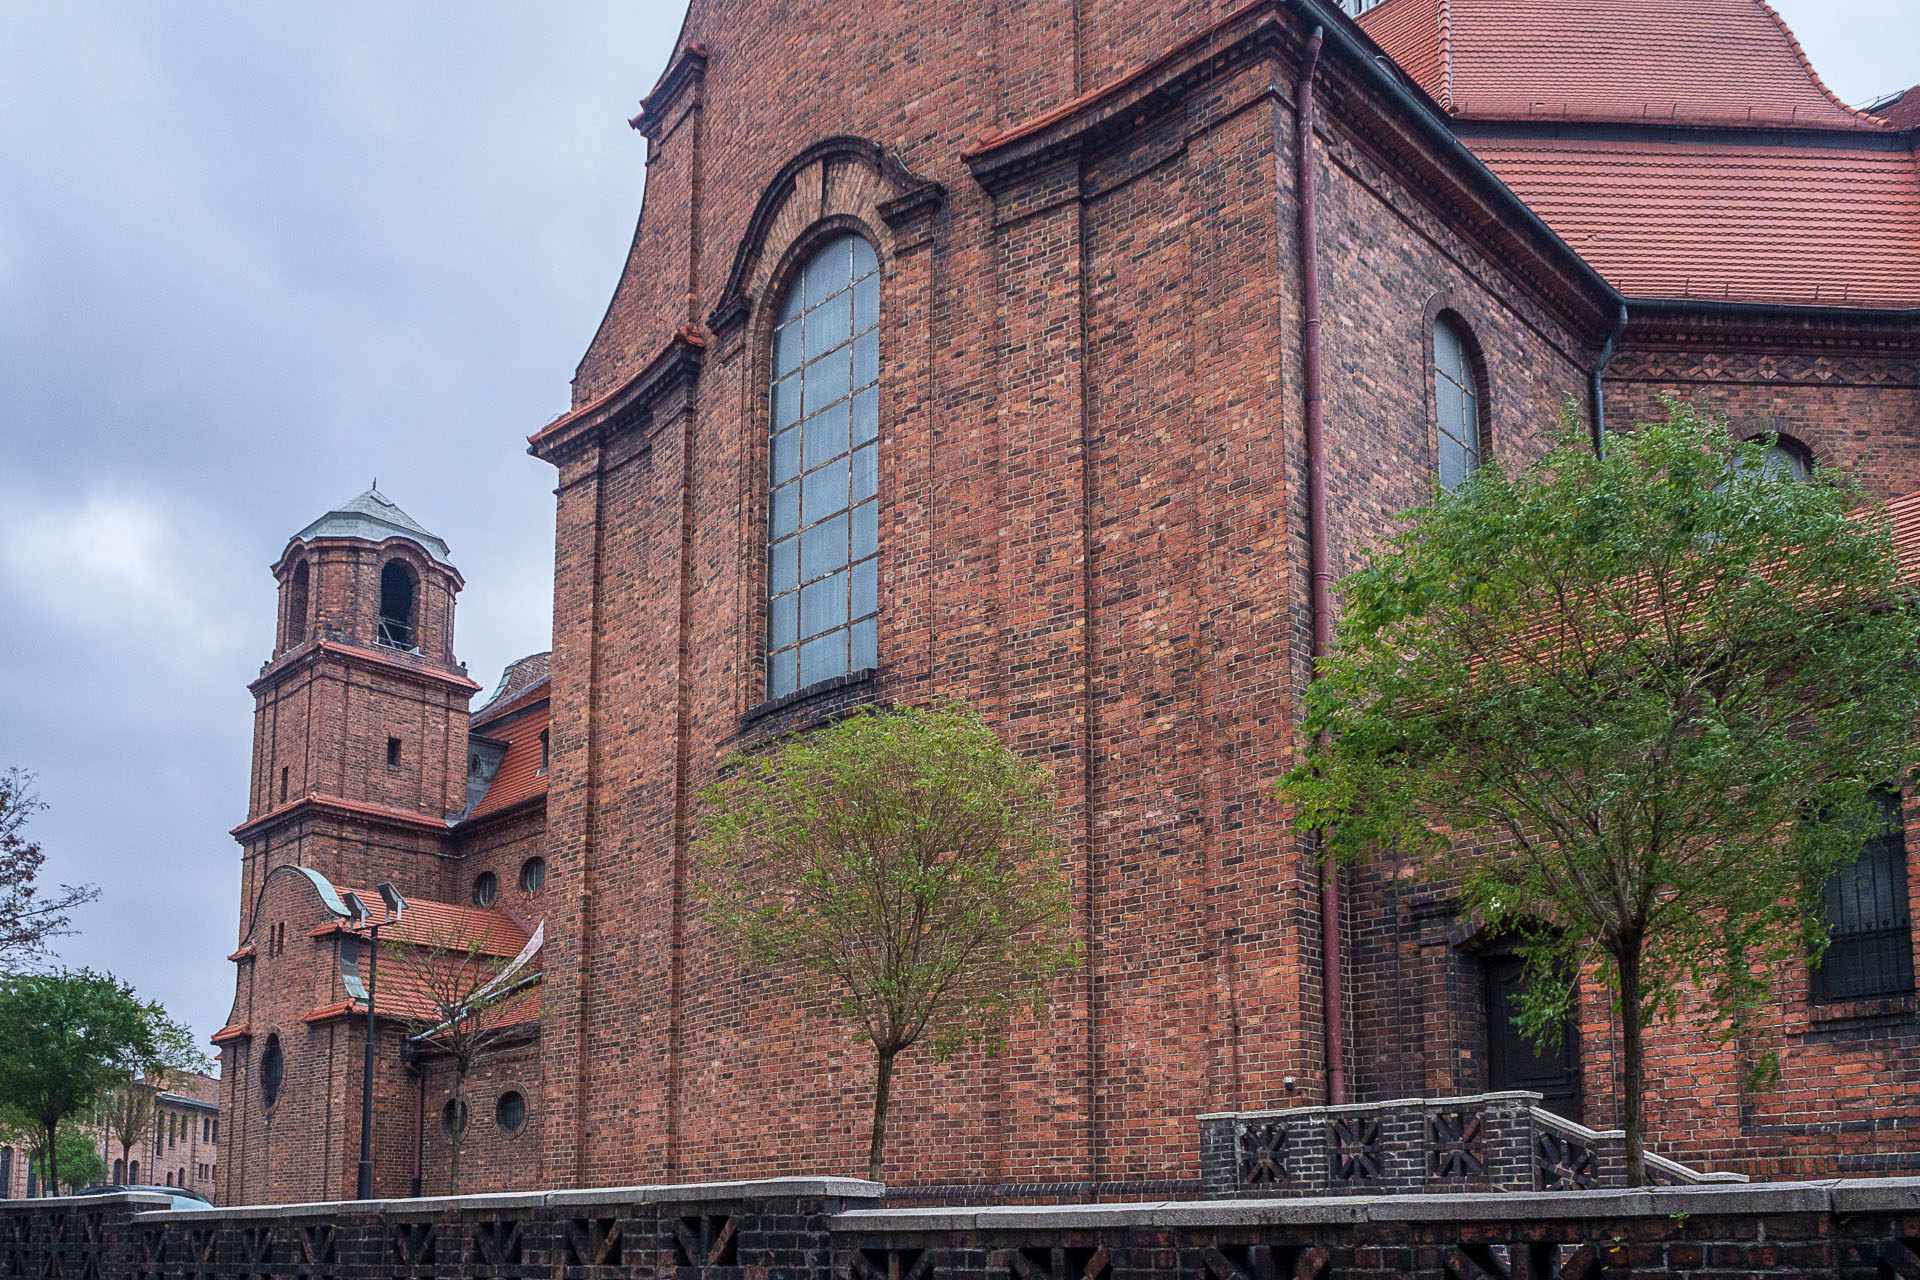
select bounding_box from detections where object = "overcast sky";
[0,2,1913,1058]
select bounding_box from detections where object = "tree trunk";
[43,1120,58,1196]
[1616,938,1648,1187]
[867,1045,896,1185]
[449,1077,465,1196]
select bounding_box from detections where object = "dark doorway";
[1483,951,1582,1121]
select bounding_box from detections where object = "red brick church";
[215,0,1920,1205]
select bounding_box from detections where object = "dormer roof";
[293,487,454,567]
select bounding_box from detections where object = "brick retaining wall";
[12,1177,1920,1278]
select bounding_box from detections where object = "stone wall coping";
[1830,1177,1920,1212]
[1197,1091,1546,1122]
[130,1177,884,1223]
[830,1181,1881,1232]
[0,1192,172,1210]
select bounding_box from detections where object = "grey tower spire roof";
[293,487,454,566]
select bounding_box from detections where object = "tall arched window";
[286,561,310,647]
[766,233,881,699]
[1433,314,1483,491]
[378,560,417,650]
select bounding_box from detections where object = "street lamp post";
[345,882,405,1201]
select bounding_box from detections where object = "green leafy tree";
[0,970,207,1192]
[697,701,1081,1183]
[0,1112,105,1195]
[1282,402,1920,1184]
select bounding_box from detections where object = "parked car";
[74,1183,212,1210]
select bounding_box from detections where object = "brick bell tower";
[232,487,481,916]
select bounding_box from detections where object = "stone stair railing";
[1198,1090,1747,1198]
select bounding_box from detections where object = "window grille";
[1433,315,1483,491]
[765,234,881,699]
[1813,789,1915,1003]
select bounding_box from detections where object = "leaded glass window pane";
[1433,315,1481,491]
[1813,788,1915,1003]
[766,233,881,699]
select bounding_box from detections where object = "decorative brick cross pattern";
[672,1213,738,1268]
[1201,1243,1329,1280]
[563,1217,621,1268]
[1237,1123,1289,1186]
[133,1227,167,1280]
[469,1218,524,1268]
[238,1224,276,1280]
[1329,1116,1384,1185]
[842,1247,931,1280]
[291,1222,336,1271]
[389,1221,437,1268]
[1533,1131,1596,1191]
[1429,1110,1487,1178]
[1006,1245,1110,1280]
[183,1226,219,1280]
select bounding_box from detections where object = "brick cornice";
[230,791,452,842]
[965,0,1620,338]
[528,326,707,466]
[631,41,708,141]
[250,635,481,698]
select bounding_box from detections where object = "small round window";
[442,1098,468,1136]
[259,1034,284,1109]
[495,1090,527,1135]
[519,857,546,894]
[472,872,497,908]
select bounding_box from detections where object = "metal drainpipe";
[1294,23,1347,1108]
[1590,304,1629,456]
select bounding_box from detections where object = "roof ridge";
[1752,0,1889,129]
[1436,0,1453,112]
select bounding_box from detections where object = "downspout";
[406,1044,424,1197]
[1294,24,1347,1108]
[1589,304,1628,456]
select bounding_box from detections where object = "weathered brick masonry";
[219,0,1920,1202]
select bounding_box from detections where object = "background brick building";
[0,1073,219,1201]
[221,0,1920,1203]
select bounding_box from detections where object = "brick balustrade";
[1198,1092,1750,1198]
[12,1175,1920,1278]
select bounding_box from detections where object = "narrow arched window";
[766,233,881,699]
[259,1035,284,1109]
[286,561,310,647]
[1433,315,1484,490]
[377,560,417,650]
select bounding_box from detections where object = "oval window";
[259,1034,284,1109]
[519,857,546,894]
[472,872,497,908]
[442,1098,468,1136]
[495,1090,527,1135]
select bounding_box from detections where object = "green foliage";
[36,1123,107,1193]
[697,701,1080,1179]
[1281,399,1920,1179]
[0,969,207,1189]
[699,701,1079,1059]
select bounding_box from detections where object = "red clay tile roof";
[1469,137,1920,305]
[1875,87,1920,131]
[332,889,532,958]
[210,1024,251,1045]
[303,979,541,1029]
[465,701,550,821]
[1359,0,1886,129]
[228,945,255,962]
